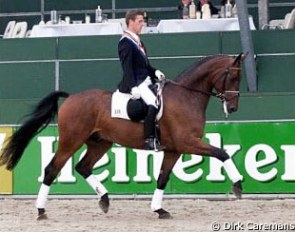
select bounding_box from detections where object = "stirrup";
[144,138,165,152]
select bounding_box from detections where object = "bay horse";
[0,54,245,220]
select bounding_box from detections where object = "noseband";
[214,66,241,102]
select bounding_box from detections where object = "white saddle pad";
[111,90,163,121]
[111,90,132,120]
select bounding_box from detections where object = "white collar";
[125,30,140,44]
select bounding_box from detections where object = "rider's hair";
[125,10,144,26]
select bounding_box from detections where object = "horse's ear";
[233,52,248,65]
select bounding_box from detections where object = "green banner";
[13,121,295,194]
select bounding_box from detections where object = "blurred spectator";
[178,0,192,19]
[178,0,218,18]
[221,0,235,6]
[197,0,218,15]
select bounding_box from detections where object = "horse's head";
[213,53,245,117]
[173,53,246,118]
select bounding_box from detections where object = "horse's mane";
[175,54,229,81]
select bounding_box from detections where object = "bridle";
[214,65,241,117]
[212,65,241,101]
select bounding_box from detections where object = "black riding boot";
[144,105,165,151]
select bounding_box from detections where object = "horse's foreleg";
[75,140,113,213]
[36,151,72,220]
[193,138,243,198]
[151,152,181,219]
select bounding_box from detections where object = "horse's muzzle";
[228,105,237,114]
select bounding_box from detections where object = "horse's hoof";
[37,213,48,220]
[232,180,243,199]
[154,208,173,219]
[99,193,110,213]
[37,208,48,220]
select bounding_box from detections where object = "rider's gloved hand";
[155,70,166,81]
[131,87,141,99]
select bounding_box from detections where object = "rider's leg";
[144,105,160,150]
[138,77,164,151]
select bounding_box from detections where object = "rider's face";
[200,0,209,5]
[128,15,144,35]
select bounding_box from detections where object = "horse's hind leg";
[36,147,75,220]
[75,138,113,213]
[151,152,181,219]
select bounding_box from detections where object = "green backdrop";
[12,121,295,194]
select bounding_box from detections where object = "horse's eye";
[229,77,236,82]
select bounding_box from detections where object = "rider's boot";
[144,105,165,151]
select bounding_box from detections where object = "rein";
[165,79,218,97]
[165,66,241,101]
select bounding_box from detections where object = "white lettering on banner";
[245,144,278,181]
[281,145,295,180]
[0,133,6,150]
[37,136,76,183]
[112,147,129,182]
[205,133,242,181]
[173,155,203,182]
[133,149,163,182]
[35,134,295,184]
[206,145,241,181]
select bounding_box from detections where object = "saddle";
[111,84,164,122]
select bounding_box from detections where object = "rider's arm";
[141,41,157,82]
[148,63,165,82]
[147,63,157,81]
[118,40,137,88]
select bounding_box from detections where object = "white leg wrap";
[223,159,243,183]
[151,189,164,211]
[36,184,50,209]
[86,175,108,197]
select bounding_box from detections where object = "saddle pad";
[111,90,164,121]
[111,90,131,120]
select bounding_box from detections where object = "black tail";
[0,91,69,170]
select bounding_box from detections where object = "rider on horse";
[117,10,165,151]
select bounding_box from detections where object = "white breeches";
[138,77,158,108]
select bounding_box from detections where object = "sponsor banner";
[0,127,13,194]
[12,122,295,195]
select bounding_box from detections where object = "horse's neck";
[171,71,212,119]
[177,67,214,94]
[173,60,224,118]
[176,57,230,93]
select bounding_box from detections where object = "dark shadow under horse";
[0,54,245,219]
